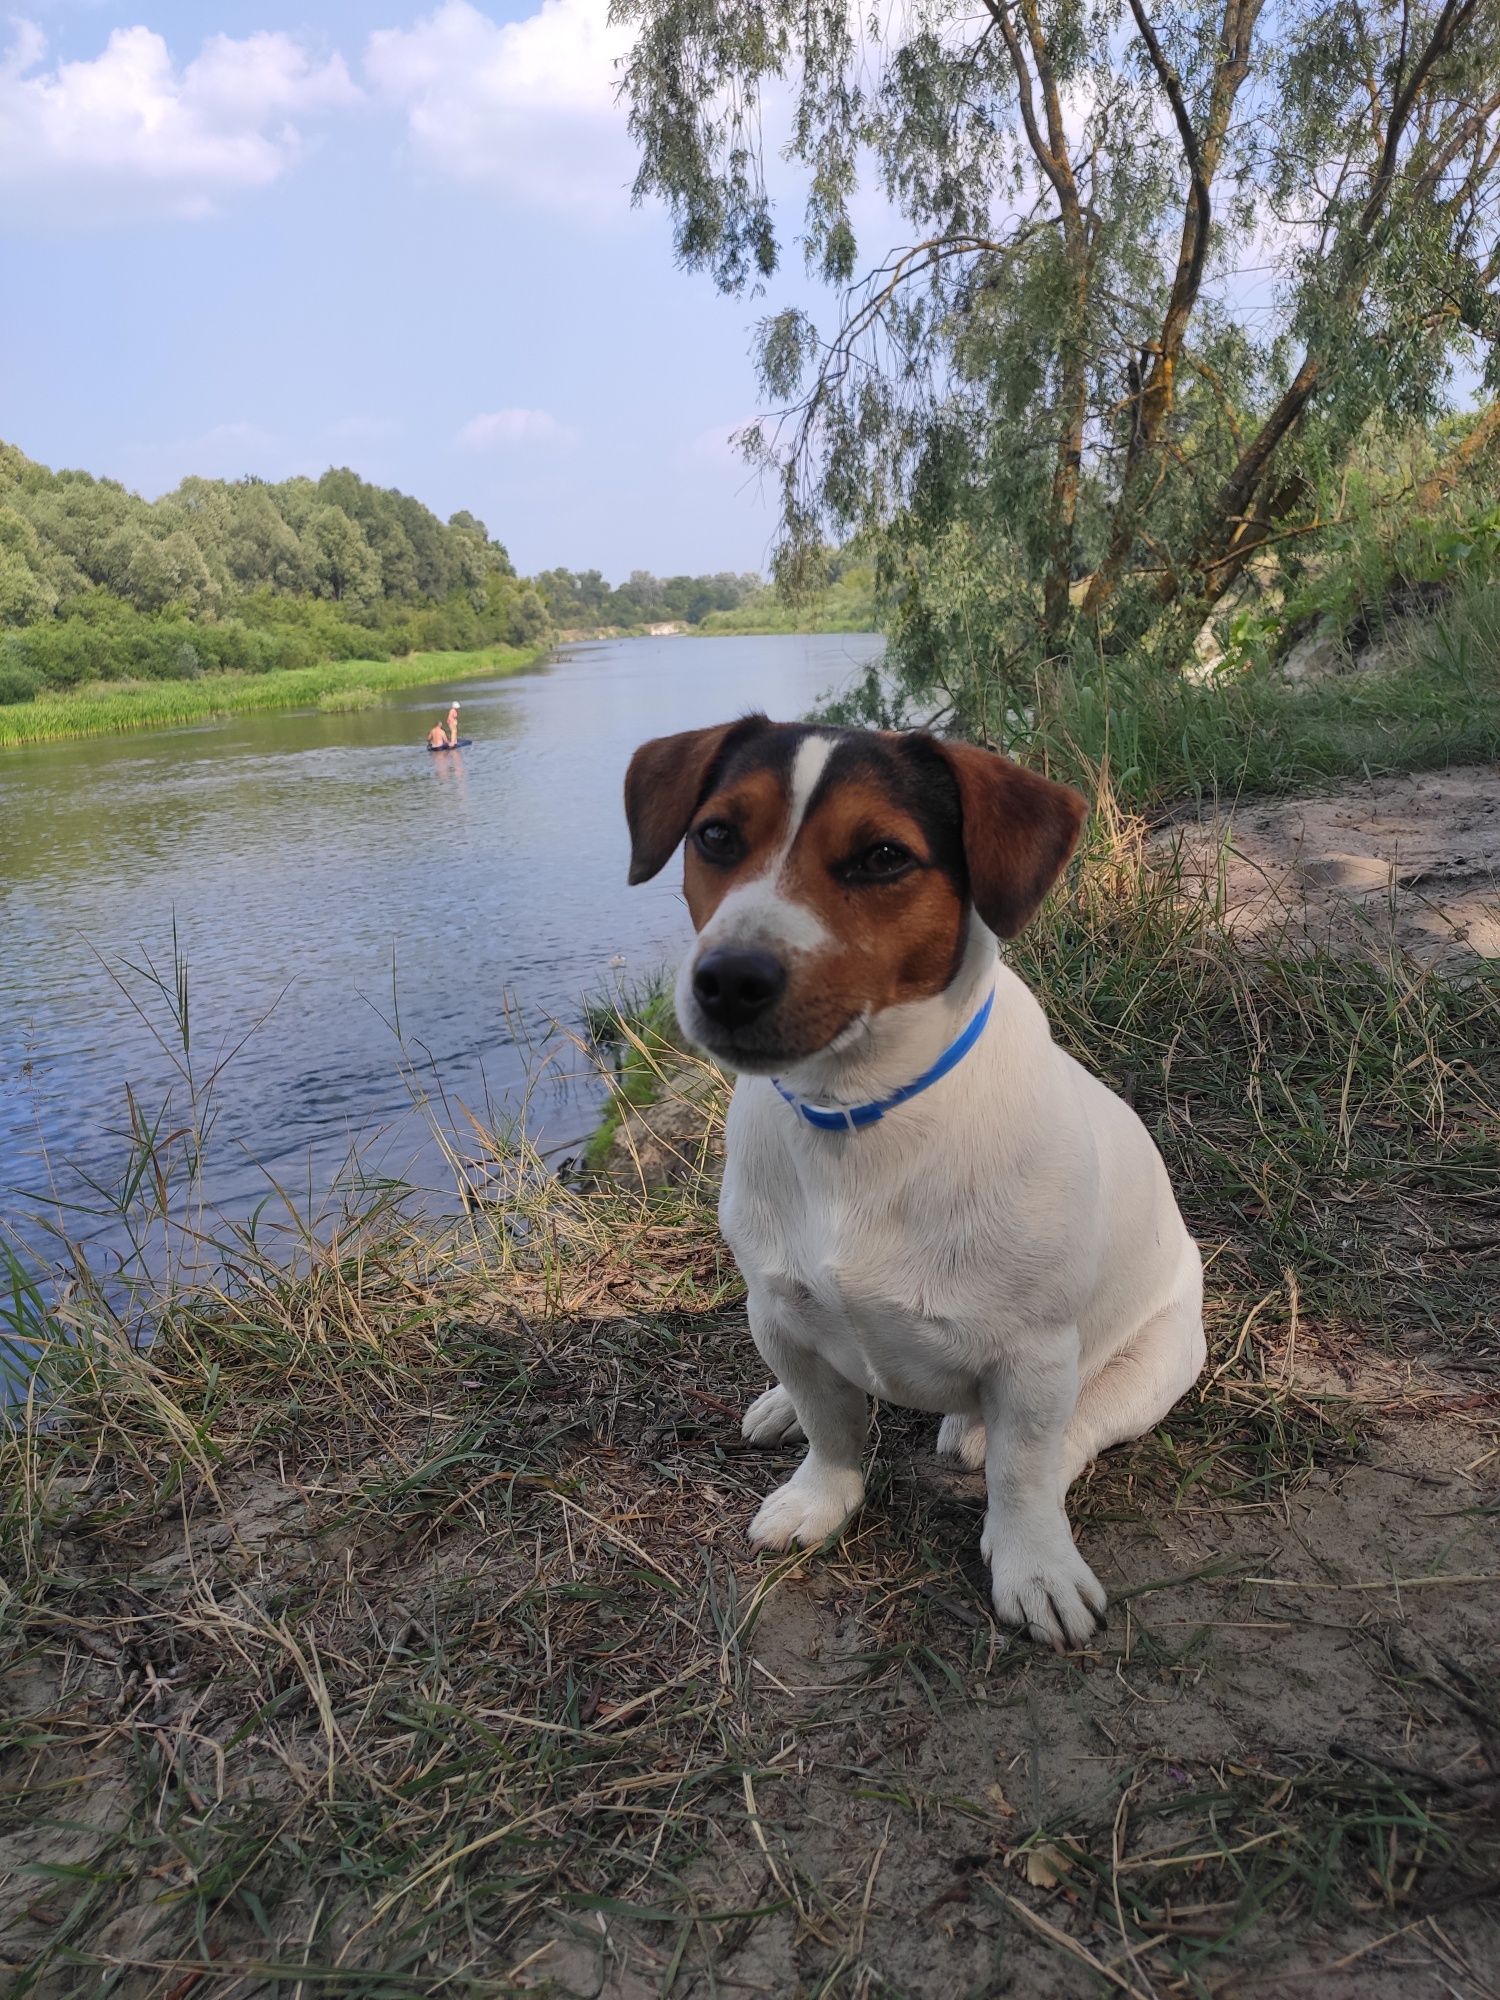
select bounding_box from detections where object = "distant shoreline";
[554,618,881,641]
[0,624,886,749]
[0,643,550,749]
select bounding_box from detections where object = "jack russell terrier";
[625,718,1205,1649]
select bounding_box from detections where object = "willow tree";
[614,0,1500,722]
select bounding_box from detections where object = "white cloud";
[114,419,302,496]
[150,420,287,475]
[0,20,359,225]
[458,407,576,450]
[681,418,760,470]
[366,0,635,215]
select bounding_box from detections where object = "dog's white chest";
[724,1171,984,1414]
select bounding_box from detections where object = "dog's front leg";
[978,1336,1106,1650]
[744,1317,867,1552]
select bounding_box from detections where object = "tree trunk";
[983,1,1092,645]
[1414,400,1500,512]
[1042,256,1092,641]
[1080,0,1262,621]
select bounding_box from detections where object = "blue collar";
[772,986,996,1132]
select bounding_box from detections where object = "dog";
[624,717,1205,1648]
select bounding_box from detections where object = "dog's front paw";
[741,1383,805,1446]
[981,1516,1107,1651]
[935,1413,986,1470]
[748,1463,864,1551]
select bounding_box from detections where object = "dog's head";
[624,717,1085,1071]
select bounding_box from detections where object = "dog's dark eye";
[845,841,914,883]
[694,820,741,865]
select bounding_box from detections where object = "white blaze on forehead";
[785,733,835,839]
[694,730,838,959]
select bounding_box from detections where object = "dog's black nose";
[692,949,787,1028]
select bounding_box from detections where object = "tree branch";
[981,1,1066,202]
[1187,0,1488,608]
[1081,0,1263,618]
[1414,400,1500,511]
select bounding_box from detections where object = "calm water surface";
[0,634,883,1257]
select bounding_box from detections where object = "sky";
[0,0,833,578]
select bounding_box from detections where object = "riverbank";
[699,566,878,634]
[0,642,550,748]
[3,767,1495,1996]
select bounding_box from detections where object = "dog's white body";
[716,919,1204,1648]
[629,718,1204,1648]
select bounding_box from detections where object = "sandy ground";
[653,1400,1500,2000]
[1165,765,1500,969]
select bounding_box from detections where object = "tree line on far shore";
[0,445,767,704]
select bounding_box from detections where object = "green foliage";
[533,565,761,629]
[0,439,794,696]
[699,560,878,633]
[0,651,41,705]
[616,0,1500,717]
[582,979,684,1171]
[990,574,1499,811]
[0,446,542,695]
[316,684,381,712]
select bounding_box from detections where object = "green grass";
[579,978,686,1173]
[2,771,1496,1994]
[315,683,381,713]
[1050,597,1500,811]
[0,643,550,748]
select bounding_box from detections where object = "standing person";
[426,702,462,749]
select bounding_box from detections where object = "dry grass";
[2,784,1497,1997]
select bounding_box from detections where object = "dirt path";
[1165,764,1500,968]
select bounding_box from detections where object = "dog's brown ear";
[624,718,760,885]
[925,738,1086,938]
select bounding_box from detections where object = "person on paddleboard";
[427,701,461,749]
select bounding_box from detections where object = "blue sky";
[0,1,821,577]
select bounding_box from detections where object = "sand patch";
[1166,765,1500,969]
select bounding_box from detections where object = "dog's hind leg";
[949,1256,1205,1497]
[1059,1278,1205,1495]
[742,1383,805,1445]
[935,1413,987,1470]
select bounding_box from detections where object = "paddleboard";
[426,738,473,752]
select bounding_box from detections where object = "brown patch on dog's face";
[625,721,1084,1069]
[776,772,969,1036]
[681,762,792,932]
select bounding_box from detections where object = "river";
[0,633,883,1272]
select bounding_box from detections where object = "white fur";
[720,914,1206,1651]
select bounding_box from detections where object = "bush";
[317,684,380,713]
[0,646,39,704]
